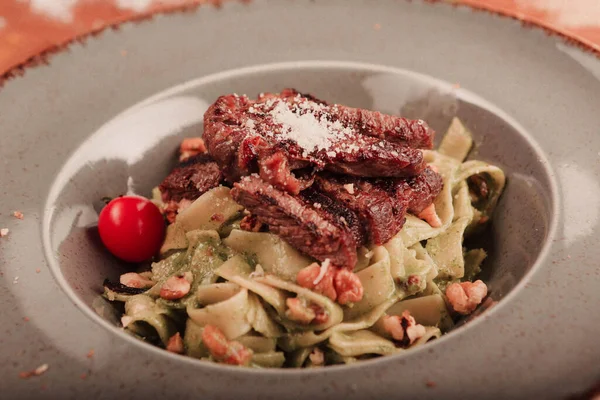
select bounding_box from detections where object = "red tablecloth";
[0,0,599,76]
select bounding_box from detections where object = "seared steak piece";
[300,187,366,246]
[336,107,434,149]
[380,167,444,214]
[313,174,407,246]
[267,89,435,149]
[158,154,223,203]
[203,89,428,194]
[230,175,358,268]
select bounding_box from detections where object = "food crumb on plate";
[86,349,95,358]
[0,228,9,237]
[23,317,29,322]
[13,211,24,219]
[120,50,127,56]
[35,268,41,273]
[425,380,436,388]
[373,23,381,31]
[13,276,19,284]
[19,363,49,379]
[80,373,88,380]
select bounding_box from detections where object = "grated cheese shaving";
[313,259,331,285]
[34,364,49,376]
[264,100,354,155]
[270,101,334,152]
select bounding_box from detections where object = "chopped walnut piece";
[296,263,337,301]
[210,213,225,222]
[285,298,316,325]
[445,280,488,315]
[382,310,426,346]
[309,304,329,325]
[179,137,207,161]
[160,272,193,300]
[296,263,364,305]
[119,272,154,289]
[334,269,364,305]
[309,348,325,366]
[166,332,184,354]
[19,364,49,379]
[201,325,253,366]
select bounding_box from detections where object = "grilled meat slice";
[300,187,366,247]
[313,174,407,246]
[203,90,427,194]
[380,167,443,214]
[158,154,223,203]
[230,175,358,268]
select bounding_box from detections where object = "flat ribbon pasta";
[103,117,506,367]
[223,230,312,281]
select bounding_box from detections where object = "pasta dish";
[100,89,505,368]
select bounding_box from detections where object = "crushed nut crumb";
[0,228,9,237]
[13,211,24,219]
[19,364,49,379]
[86,349,94,359]
[309,348,324,366]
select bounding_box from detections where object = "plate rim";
[41,59,561,375]
[1,0,599,89]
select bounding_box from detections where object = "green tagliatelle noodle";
[102,117,505,368]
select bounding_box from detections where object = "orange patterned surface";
[1,0,599,75]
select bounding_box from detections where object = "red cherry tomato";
[98,196,165,263]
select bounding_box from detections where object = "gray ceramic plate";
[1,1,599,399]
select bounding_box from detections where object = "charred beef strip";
[335,106,434,149]
[158,154,224,222]
[233,170,442,267]
[203,89,428,194]
[380,167,444,214]
[268,88,435,149]
[230,175,358,268]
[300,187,366,247]
[158,154,223,204]
[313,174,407,246]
